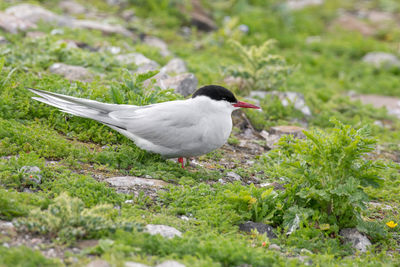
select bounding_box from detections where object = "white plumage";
[28,88,237,159]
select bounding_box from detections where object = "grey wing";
[109,101,204,150]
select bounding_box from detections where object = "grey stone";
[350,93,400,119]
[124,262,150,267]
[161,58,187,74]
[107,0,128,6]
[86,260,111,267]
[71,20,134,38]
[5,4,69,25]
[59,1,86,14]
[116,53,159,68]
[268,244,281,251]
[20,166,42,184]
[286,0,324,10]
[332,14,375,37]
[122,10,136,21]
[238,221,277,239]
[145,224,182,239]
[362,52,400,69]
[156,261,186,267]
[340,228,371,253]
[0,36,7,44]
[158,73,198,97]
[226,172,241,181]
[270,125,305,137]
[0,12,36,34]
[26,31,46,39]
[188,0,217,31]
[49,63,93,82]
[305,36,321,44]
[105,176,169,188]
[238,24,249,34]
[135,62,160,74]
[143,36,171,57]
[250,91,311,116]
[260,126,305,149]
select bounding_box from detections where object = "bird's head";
[192,85,260,110]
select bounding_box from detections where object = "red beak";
[233,101,260,109]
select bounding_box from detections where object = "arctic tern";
[28,85,260,168]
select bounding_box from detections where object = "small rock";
[332,14,375,36]
[86,260,111,267]
[238,24,249,34]
[50,29,64,35]
[224,76,247,90]
[125,262,150,267]
[269,244,281,251]
[362,52,400,69]
[180,215,190,221]
[107,0,128,6]
[121,10,136,21]
[305,36,321,44]
[49,63,93,82]
[135,62,159,74]
[187,0,217,31]
[218,178,225,184]
[23,188,34,193]
[270,125,305,137]
[366,11,395,24]
[350,93,400,119]
[156,261,186,267]
[20,166,42,184]
[226,172,241,181]
[116,53,159,68]
[59,0,86,14]
[259,182,285,191]
[76,239,99,249]
[238,221,277,239]
[0,36,7,44]
[143,36,171,57]
[250,91,311,116]
[158,73,198,97]
[26,31,46,39]
[145,224,182,239]
[0,221,15,234]
[106,46,121,55]
[0,12,37,34]
[340,228,371,253]
[161,58,188,74]
[105,176,169,188]
[286,0,324,10]
[5,4,68,25]
[71,20,134,38]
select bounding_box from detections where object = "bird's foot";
[178,157,185,169]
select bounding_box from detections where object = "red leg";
[178,157,185,169]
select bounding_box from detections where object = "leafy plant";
[262,119,386,232]
[15,193,133,244]
[110,70,181,105]
[223,183,280,224]
[224,40,293,94]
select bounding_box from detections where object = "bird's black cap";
[192,85,237,103]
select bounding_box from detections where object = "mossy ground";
[1,0,400,266]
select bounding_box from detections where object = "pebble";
[144,224,182,239]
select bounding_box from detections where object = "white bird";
[28,85,260,168]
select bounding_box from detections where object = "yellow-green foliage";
[225,40,292,94]
[16,193,119,243]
